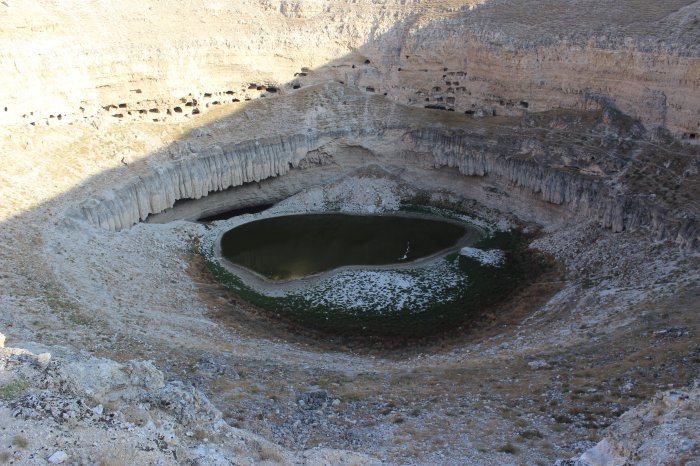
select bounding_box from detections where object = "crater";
[2,3,699,465]
[199,197,550,340]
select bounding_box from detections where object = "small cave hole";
[185,102,194,107]
[139,109,147,114]
[397,67,402,71]
[174,107,183,113]
[366,86,375,92]
[383,92,387,96]
[292,84,301,89]
[266,87,278,93]
[232,98,240,102]
[443,67,448,71]
[445,81,451,85]
[149,108,159,113]
[352,64,356,68]
[112,113,124,118]
[204,93,212,98]
[425,104,446,110]
[256,86,266,91]
[212,101,221,105]
[118,103,127,108]
[248,83,258,89]
[4,107,7,112]
[364,59,370,64]
[520,101,529,108]
[192,108,200,115]
[225,90,234,95]
[464,110,475,115]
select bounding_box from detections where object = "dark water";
[220,213,475,281]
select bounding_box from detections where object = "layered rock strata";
[70,86,698,248]
[2,1,698,136]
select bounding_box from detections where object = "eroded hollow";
[219,213,477,281]
[202,204,551,341]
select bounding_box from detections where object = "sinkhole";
[202,208,549,339]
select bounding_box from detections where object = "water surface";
[220,213,476,281]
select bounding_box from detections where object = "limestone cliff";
[68,85,698,248]
[1,0,698,137]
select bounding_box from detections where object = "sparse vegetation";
[0,379,30,399]
[251,439,283,463]
[11,436,28,449]
[498,442,519,454]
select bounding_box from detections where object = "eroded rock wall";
[1,0,698,137]
[70,87,699,248]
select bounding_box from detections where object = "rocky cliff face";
[1,0,698,137]
[407,127,699,248]
[67,84,698,248]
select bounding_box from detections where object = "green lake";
[219,213,478,281]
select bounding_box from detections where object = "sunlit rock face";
[1,0,698,136]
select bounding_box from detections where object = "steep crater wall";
[69,90,699,248]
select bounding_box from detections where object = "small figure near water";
[398,241,410,261]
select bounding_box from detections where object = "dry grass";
[251,439,284,463]
[11,436,28,449]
